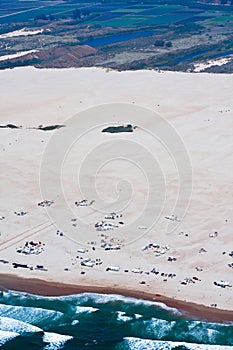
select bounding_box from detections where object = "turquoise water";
[0,290,233,349]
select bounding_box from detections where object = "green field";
[92,17,140,28]
[1,0,233,31]
[111,9,143,13]
[84,3,207,28]
[149,5,184,11]
[0,4,84,24]
[139,13,195,25]
[207,14,233,23]
[0,2,200,27]
[90,9,195,28]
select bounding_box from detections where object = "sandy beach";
[0,67,232,321]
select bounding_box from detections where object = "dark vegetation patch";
[102,124,134,133]
[0,124,20,129]
[37,125,65,131]
[0,124,65,131]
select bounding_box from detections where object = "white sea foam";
[71,319,79,325]
[152,301,183,316]
[75,306,99,314]
[43,332,73,350]
[186,321,221,344]
[207,328,221,343]
[1,290,183,318]
[1,289,40,301]
[145,318,175,339]
[120,337,233,350]
[49,292,147,306]
[91,293,151,305]
[67,293,183,315]
[0,330,19,345]
[116,311,133,322]
[0,316,42,334]
[0,304,64,325]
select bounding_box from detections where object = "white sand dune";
[0,67,232,312]
[193,57,233,72]
[0,50,39,62]
[0,28,44,39]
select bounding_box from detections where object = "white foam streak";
[0,316,42,334]
[1,290,184,317]
[0,330,19,345]
[122,337,233,350]
[43,332,73,350]
[67,292,182,315]
[187,321,222,343]
[146,318,175,339]
[71,319,79,325]
[75,306,99,314]
[0,304,64,324]
[116,311,133,322]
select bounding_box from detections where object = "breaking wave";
[0,289,232,349]
[117,337,233,350]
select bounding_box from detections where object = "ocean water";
[0,290,232,350]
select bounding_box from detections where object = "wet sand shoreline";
[1,274,232,323]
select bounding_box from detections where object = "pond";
[83,30,158,47]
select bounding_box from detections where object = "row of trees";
[34,14,55,21]
[34,9,90,22]
[154,40,172,48]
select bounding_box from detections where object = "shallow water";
[83,30,158,47]
[0,290,232,349]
